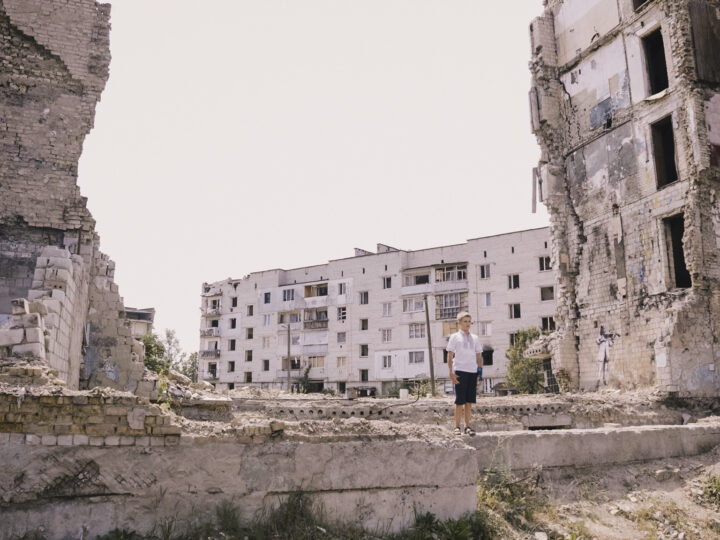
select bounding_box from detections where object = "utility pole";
[286,324,291,392]
[423,294,436,396]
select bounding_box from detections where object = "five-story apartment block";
[199,227,555,395]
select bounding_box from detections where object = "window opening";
[508,274,520,289]
[509,304,521,319]
[541,286,555,301]
[664,213,691,288]
[652,115,678,188]
[643,28,669,95]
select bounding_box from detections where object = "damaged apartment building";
[0,0,148,393]
[530,0,720,394]
[199,228,556,395]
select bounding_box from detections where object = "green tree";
[505,327,545,394]
[141,333,168,374]
[176,352,198,382]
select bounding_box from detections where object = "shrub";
[505,327,545,394]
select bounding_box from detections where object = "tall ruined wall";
[0,0,144,391]
[530,0,720,395]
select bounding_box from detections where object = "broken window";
[337,306,347,320]
[509,304,521,319]
[360,344,369,357]
[541,286,555,301]
[381,329,392,343]
[211,299,220,309]
[409,323,426,339]
[643,28,669,95]
[245,350,253,362]
[229,339,236,351]
[337,332,346,343]
[228,361,235,372]
[442,321,459,336]
[247,305,254,316]
[228,383,235,390]
[230,318,236,329]
[359,291,369,304]
[382,277,392,289]
[338,381,346,393]
[245,372,252,383]
[663,214,691,289]
[508,274,520,289]
[652,115,678,188]
[509,333,519,346]
[283,289,294,301]
[436,292,468,319]
[481,347,494,366]
[361,319,368,331]
[263,359,269,371]
[246,328,253,339]
[208,363,217,378]
[539,256,552,271]
[479,264,491,279]
[382,355,392,369]
[360,369,369,382]
[211,319,219,328]
[409,351,424,364]
[541,316,556,332]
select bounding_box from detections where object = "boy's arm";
[448,352,458,384]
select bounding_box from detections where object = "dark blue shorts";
[454,371,477,405]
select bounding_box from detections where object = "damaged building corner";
[0,0,149,395]
[530,0,720,396]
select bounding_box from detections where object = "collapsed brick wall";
[530,0,720,395]
[0,0,145,391]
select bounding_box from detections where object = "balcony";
[434,280,468,294]
[304,320,328,330]
[202,307,221,317]
[200,327,220,337]
[435,305,468,320]
[304,295,328,309]
[200,349,221,359]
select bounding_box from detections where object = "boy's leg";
[455,405,463,428]
[464,403,472,427]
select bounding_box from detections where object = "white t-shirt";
[446,331,482,373]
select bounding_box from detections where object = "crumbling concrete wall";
[0,0,144,391]
[530,0,720,395]
[0,388,477,537]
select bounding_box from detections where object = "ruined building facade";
[530,0,720,394]
[0,0,146,392]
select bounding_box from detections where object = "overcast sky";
[77,0,548,354]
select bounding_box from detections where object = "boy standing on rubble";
[446,311,483,435]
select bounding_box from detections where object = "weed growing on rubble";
[88,492,498,540]
[705,475,720,506]
[478,467,545,531]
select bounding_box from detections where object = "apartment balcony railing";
[200,349,221,359]
[200,327,220,337]
[304,295,328,309]
[202,307,221,317]
[435,305,468,320]
[304,320,328,330]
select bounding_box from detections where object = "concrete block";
[41,435,57,446]
[104,436,120,446]
[73,434,89,445]
[9,433,25,445]
[12,342,45,358]
[39,246,70,259]
[51,289,66,302]
[24,327,44,344]
[57,435,73,446]
[25,434,41,445]
[119,436,135,446]
[89,437,104,447]
[28,300,48,315]
[11,299,29,315]
[0,328,24,347]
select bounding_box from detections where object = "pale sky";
[77,0,548,355]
